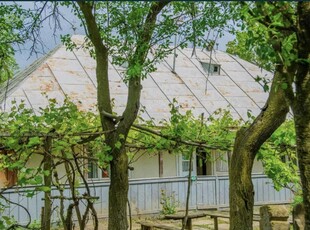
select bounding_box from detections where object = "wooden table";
[164,213,207,230]
[204,211,260,230]
[139,221,180,230]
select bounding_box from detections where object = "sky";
[14,2,85,69]
[14,2,235,71]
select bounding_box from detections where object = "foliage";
[258,120,300,192]
[0,4,21,82]
[0,98,107,228]
[0,3,39,83]
[160,189,179,215]
[228,2,297,71]
[129,100,240,160]
[0,97,106,186]
[226,2,297,95]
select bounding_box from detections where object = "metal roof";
[0,35,272,122]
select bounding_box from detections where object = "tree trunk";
[229,133,255,230]
[295,115,310,229]
[292,2,310,229]
[42,136,52,230]
[77,3,170,230]
[229,65,290,230]
[108,146,129,230]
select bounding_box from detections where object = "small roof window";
[200,62,221,75]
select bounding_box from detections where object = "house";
[0,36,294,221]
[0,35,272,185]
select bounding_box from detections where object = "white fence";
[0,174,294,224]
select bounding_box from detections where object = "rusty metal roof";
[0,35,272,122]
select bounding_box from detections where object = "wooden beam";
[159,152,163,177]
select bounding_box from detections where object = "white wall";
[129,151,178,178]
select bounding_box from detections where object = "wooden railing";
[0,175,293,224]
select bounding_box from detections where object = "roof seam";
[0,44,62,104]
[227,54,266,89]
[72,50,97,88]
[108,59,155,124]
[179,48,244,120]
[228,53,294,117]
[206,53,262,110]
[161,52,211,116]
[22,89,36,113]
[46,63,69,101]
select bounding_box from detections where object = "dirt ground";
[84,212,260,230]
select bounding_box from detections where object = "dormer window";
[213,66,218,73]
[200,62,221,75]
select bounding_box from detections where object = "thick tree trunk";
[292,2,310,229]
[229,131,255,230]
[295,117,310,229]
[229,65,290,230]
[108,147,129,230]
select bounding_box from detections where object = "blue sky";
[14,2,235,71]
[14,2,84,69]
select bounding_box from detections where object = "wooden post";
[214,217,219,230]
[186,218,192,230]
[42,136,52,230]
[259,205,289,230]
[159,152,163,177]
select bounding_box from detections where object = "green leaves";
[0,3,37,83]
[0,97,106,188]
[227,2,297,71]
[257,120,299,192]
[129,100,239,160]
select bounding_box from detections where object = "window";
[215,151,231,174]
[200,62,221,75]
[196,149,213,176]
[213,66,218,73]
[87,161,109,180]
[179,154,196,177]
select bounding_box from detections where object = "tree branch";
[118,1,171,136]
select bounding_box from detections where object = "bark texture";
[108,146,129,229]
[229,65,290,230]
[292,3,310,229]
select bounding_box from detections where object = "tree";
[76,3,170,229]
[68,2,233,229]
[289,2,310,227]
[227,2,296,229]
[0,2,237,228]
[228,2,310,229]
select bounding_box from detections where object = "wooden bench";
[164,213,206,230]
[139,221,180,230]
[204,212,260,230]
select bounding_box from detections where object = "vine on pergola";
[0,97,299,229]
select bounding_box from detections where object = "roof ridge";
[0,44,62,104]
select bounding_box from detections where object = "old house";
[0,35,292,221]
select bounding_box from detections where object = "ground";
[84,212,260,230]
[80,205,294,229]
